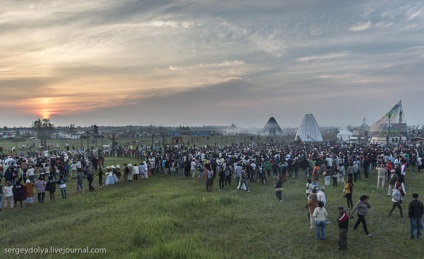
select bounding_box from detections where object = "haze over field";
[1,0,423,128]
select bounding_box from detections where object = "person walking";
[313,201,328,240]
[350,195,372,237]
[408,193,423,240]
[86,170,95,191]
[344,178,354,209]
[388,185,403,218]
[274,176,283,202]
[337,205,349,250]
[387,169,398,197]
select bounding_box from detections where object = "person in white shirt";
[132,163,139,180]
[313,201,328,240]
[317,187,327,207]
[400,159,407,183]
[27,166,35,183]
[190,159,197,178]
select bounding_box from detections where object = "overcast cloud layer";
[1,0,423,128]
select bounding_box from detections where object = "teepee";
[294,114,323,142]
[263,117,283,135]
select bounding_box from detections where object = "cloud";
[346,21,372,31]
[296,52,351,62]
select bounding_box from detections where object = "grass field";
[1,153,423,258]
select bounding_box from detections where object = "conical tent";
[263,117,283,135]
[294,114,323,142]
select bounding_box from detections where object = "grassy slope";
[1,157,423,259]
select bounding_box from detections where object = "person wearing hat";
[337,205,349,250]
[387,169,398,197]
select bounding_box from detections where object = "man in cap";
[337,205,349,250]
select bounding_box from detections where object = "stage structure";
[368,100,407,144]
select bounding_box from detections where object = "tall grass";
[1,160,423,258]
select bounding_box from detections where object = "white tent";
[294,114,323,142]
[337,128,353,141]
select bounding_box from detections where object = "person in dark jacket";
[45,176,56,201]
[408,193,424,240]
[13,180,26,207]
[337,206,349,250]
[274,176,283,202]
[86,170,94,191]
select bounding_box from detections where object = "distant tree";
[33,118,54,146]
[68,124,76,134]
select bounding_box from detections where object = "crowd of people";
[1,140,424,251]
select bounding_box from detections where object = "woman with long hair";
[344,177,354,208]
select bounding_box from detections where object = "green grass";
[1,158,423,258]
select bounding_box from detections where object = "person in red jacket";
[337,205,349,250]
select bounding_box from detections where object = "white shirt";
[317,190,326,206]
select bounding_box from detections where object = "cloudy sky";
[1,0,423,128]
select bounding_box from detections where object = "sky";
[1,0,423,128]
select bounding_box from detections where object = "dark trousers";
[345,193,353,208]
[89,180,94,191]
[276,191,282,201]
[389,201,403,217]
[339,228,348,250]
[354,215,369,235]
[49,191,55,201]
[37,192,45,203]
[219,177,225,189]
[225,175,231,186]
